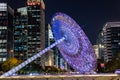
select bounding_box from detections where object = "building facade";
[14,7,28,60]
[103,22,120,62]
[14,0,45,62]
[27,0,45,64]
[47,24,68,70]
[93,45,99,59]
[0,3,14,63]
[27,0,45,55]
[97,31,104,61]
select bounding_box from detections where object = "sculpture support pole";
[1,37,65,77]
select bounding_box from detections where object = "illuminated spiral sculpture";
[51,12,97,73]
[1,12,96,77]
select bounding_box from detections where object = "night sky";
[0,0,120,44]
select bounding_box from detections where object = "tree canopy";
[1,58,22,72]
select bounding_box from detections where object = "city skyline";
[0,1,120,76]
[0,0,68,69]
[0,0,120,44]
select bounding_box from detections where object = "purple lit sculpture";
[1,12,96,77]
[51,12,97,73]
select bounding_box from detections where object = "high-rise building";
[93,45,99,59]
[27,0,45,64]
[0,3,14,63]
[14,0,45,63]
[43,24,54,66]
[97,31,104,61]
[47,24,68,70]
[14,7,28,60]
[103,22,120,62]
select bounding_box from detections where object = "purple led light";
[51,12,97,73]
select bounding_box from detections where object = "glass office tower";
[27,0,45,64]
[14,7,28,60]
[0,3,14,63]
[14,0,45,64]
[97,31,104,61]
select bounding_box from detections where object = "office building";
[93,45,99,59]
[47,24,68,70]
[0,3,14,62]
[14,7,28,60]
[103,22,120,62]
[27,0,45,64]
[97,31,104,61]
[14,0,45,62]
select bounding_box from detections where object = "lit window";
[0,58,2,61]
[0,49,2,52]
[3,58,6,61]
[118,33,120,36]
[3,49,7,52]
[3,40,7,43]
[118,42,120,45]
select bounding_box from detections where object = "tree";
[103,53,120,73]
[1,58,22,72]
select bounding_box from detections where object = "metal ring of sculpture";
[51,12,97,73]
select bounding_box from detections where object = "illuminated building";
[47,24,68,70]
[93,45,99,59]
[27,0,45,64]
[14,7,27,60]
[14,0,45,63]
[97,31,104,61]
[0,3,14,62]
[103,22,120,62]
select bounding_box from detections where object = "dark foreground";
[0,74,120,80]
